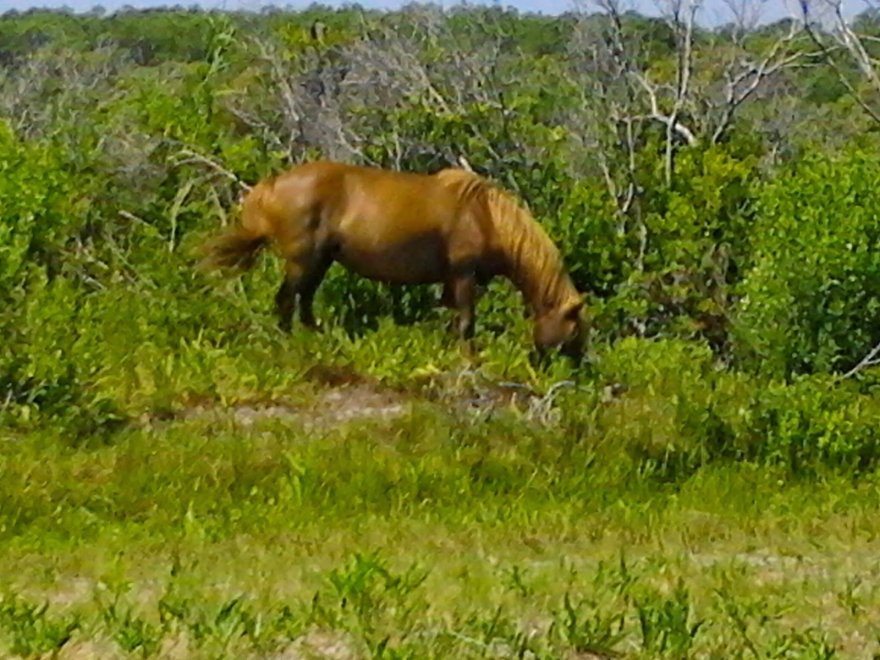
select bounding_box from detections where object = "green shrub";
[586,337,748,476]
[581,337,880,476]
[749,375,880,473]
[617,145,757,345]
[0,122,87,293]
[734,147,880,377]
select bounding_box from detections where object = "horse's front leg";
[449,271,477,354]
[439,281,457,335]
[440,282,455,309]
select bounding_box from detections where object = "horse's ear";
[564,299,584,320]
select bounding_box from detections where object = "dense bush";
[596,144,760,345]
[735,148,880,377]
[0,121,87,291]
[583,338,880,475]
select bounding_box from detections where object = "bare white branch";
[800,0,880,125]
[630,71,699,146]
[252,35,303,156]
[170,147,252,192]
[711,20,807,143]
[840,339,880,379]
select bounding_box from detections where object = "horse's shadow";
[312,273,519,344]
[314,274,448,338]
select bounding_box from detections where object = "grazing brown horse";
[202,160,586,357]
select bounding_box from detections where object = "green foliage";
[104,10,234,65]
[735,148,880,376]
[634,581,703,657]
[555,592,626,656]
[578,337,880,475]
[0,121,86,291]
[0,9,99,58]
[445,6,575,57]
[750,376,880,473]
[98,589,163,657]
[614,144,759,343]
[0,594,79,657]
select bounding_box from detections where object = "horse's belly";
[335,234,447,284]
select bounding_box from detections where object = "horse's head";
[532,298,586,360]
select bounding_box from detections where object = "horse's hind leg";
[275,246,334,332]
[296,250,333,329]
[275,260,303,333]
[440,283,455,308]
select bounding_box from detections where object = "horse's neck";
[503,249,569,316]
[476,187,573,314]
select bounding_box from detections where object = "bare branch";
[170,147,252,192]
[581,0,811,158]
[251,34,303,154]
[831,0,880,94]
[719,0,765,35]
[800,0,880,125]
[665,0,701,184]
[711,20,808,143]
[839,339,880,379]
[457,155,475,172]
[630,72,700,146]
[594,0,702,180]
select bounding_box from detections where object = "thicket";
[3,3,880,475]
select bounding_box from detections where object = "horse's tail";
[201,183,271,274]
[201,226,268,273]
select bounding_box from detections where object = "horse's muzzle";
[560,339,583,361]
[533,337,583,364]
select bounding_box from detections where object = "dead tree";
[573,0,808,198]
[800,0,880,125]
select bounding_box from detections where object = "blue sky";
[0,0,867,25]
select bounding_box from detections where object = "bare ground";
[136,364,568,432]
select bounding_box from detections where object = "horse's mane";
[435,168,580,313]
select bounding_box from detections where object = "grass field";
[3,316,880,659]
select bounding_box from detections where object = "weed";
[633,581,703,657]
[0,594,79,657]
[554,592,626,657]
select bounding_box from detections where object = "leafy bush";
[734,148,880,376]
[585,338,749,476]
[0,121,87,293]
[579,337,880,476]
[609,145,758,345]
[749,375,880,473]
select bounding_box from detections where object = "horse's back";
[248,160,493,284]
[265,161,442,214]
[331,165,467,283]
